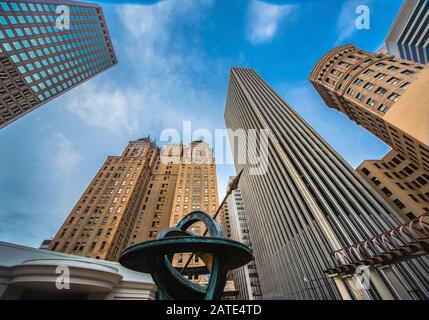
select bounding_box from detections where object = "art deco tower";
[167,141,221,285]
[48,138,179,261]
[310,44,429,221]
[48,138,222,280]
[0,0,117,128]
[225,67,429,300]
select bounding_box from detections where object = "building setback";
[357,150,429,221]
[309,44,429,221]
[0,0,117,128]
[225,67,429,300]
[385,0,429,64]
[226,177,262,300]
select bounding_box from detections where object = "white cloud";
[53,133,82,176]
[65,81,138,134]
[64,0,221,136]
[246,0,295,45]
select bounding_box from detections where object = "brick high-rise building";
[48,137,160,261]
[310,44,429,220]
[357,150,429,221]
[225,67,429,300]
[0,0,117,128]
[309,44,428,170]
[167,140,221,284]
[48,138,222,280]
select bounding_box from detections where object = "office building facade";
[48,139,223,287]
[167,140,221,285]
[385,0,429,64]
[48,137,162,261]
[225,67,429,300]
[0,0,117,128]
[310,44,429,220]
[357,150,429,221]
[226,177,262,300]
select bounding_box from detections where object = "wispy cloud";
[64,0,217,135]
[246,0,295,45]
[53,133,82,176]
[335,0,372,44]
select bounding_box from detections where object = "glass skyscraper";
[0,0,117,128]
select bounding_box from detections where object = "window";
[375,87,387,95]
[361,167,370,175]
[406,212,416,220]
[364,82,374,90]
[401,82,410,89]
[388,93,400,102]
[370,176,381,186]
[387,77,399,85]
[393,199,406,209]
[401,70,414,76]
[381,187,392,197]
[374,73,386,80]
[356,92,365,101]
[354,78,363,85]
[366,98,376,106]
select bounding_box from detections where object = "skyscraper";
[0,0,117,128]
[226,177,262,300]
[225,67,429,300]
[167,140,221,285]
[310,44,429,220]
[48,137,164,261]
[309,44,428,170]
[48,138,222,282]
[385,0,429,64]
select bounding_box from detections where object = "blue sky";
[0,0,403,248]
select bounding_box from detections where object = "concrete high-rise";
[385,0,429,64]
[225,67,429,300]
[0,0,117,128]
[226,177,262,300]
[310,44,429,220]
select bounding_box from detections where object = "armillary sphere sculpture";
[119,210,253,300]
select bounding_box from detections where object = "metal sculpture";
[119,210,253,300]
[326,213,429,275]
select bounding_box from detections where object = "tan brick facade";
[310,44,429,220]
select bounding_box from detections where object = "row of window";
[1,2,97,14]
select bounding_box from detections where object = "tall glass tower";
[224,67,429,300]
[0,0,117,128]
